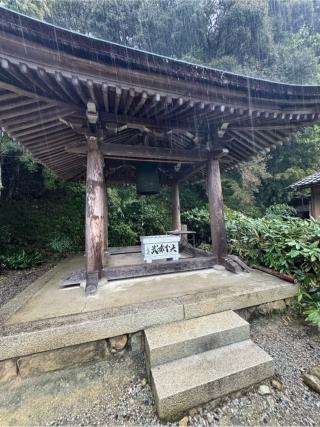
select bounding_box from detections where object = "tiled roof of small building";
[288,172,320,190]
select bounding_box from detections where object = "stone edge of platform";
[0,295,294,384]
[0,279,297,364]
[0,257,76,324]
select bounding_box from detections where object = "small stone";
[189,408,198,416]
[0,359,17,383]
[206,413,214,423]
[303,366,320,394]
[140,378,147,386]
[258,385,271,395]
[258,300,286,315]
[179,416,189,427]
[213,264,226,271]
[271,378,284,391]
[109,334,128,352]
[233,390,243,398]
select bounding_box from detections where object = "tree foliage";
[1,0,320,254]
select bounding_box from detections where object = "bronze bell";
[136,162,160,195]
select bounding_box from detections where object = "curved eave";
[0,7,319,181]
[2,6,320,99]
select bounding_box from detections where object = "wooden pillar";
[104,185,108,251]
[311,185,320,219]
[85,136,105,295]
[207,158,228,260]
[171,181,181,231]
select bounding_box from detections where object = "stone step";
[151,339,273,419]
[145,310,249,368]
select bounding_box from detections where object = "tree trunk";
[171,181,181,231]
[85,137,105,294]
[207,158,228,260]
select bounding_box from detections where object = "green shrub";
[265,203,297,219]
[227,211,320,326]
[182,205,320,327]
[0,183,85,269]
[109,223,138,247]
[182,207,210,245]
[0,250,43,270]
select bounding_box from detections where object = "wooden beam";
[132,91,147,115]
[66,141,209,163]
[9,122,65,139]
[98,110,206,134]
[176,162,206,183]
[0,98,37,112]
[0,92,20,102]
[207,158,228,260]
[2,107,73,129]
[229,124,304,131]
[103,256,216,280]
[85,136,105,295]
[123,88,135,115]
[19,128,75,144]
[72,76,88,105]
[0,79,79,110]
[0,102,51,121]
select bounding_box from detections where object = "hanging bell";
[136,162,160,195]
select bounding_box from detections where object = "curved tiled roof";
[288,172,320,190]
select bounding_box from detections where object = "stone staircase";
[144,310,274,419]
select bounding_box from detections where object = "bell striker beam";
[85,135,105,295]
[207,155,228,260]
[171,181,181,231]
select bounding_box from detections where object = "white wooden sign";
[140,235,180,263]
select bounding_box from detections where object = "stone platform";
[0,253,297,373]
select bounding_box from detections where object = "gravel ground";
[0,312,319,426]
[0,263,54,309]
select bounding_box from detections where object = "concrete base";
[0,254,296,364]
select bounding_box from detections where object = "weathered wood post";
[207,156,228,261]
[85,136,105,295]
[104,185,108,251]
[311,184,320,219]
[171,181,181,231]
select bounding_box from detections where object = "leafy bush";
[227,211,320,326]
[0,183,85,269]
[109,224,138,247]
[108,185,170,246]
[0,250,43,270]
[182,205,320,327]
[265,203,297,219]
[182,207,210,245]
